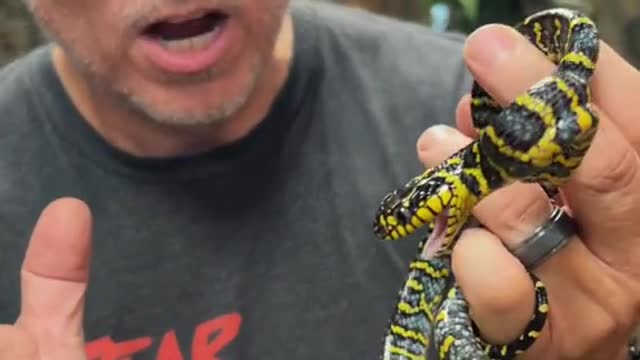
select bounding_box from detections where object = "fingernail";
[465,24,522,69]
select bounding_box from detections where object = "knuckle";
[594,311,620,342]
[475,183,552,244]
[556,307,620,359]
[579,136,639,195]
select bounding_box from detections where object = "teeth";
[165,10,208,24]
[158,27,220,53]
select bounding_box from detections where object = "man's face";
[30,0,290,125]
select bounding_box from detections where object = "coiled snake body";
[374,8,600,360]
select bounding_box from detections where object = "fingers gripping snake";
[373,8,600,360]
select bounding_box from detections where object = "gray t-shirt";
[0,2,471,359]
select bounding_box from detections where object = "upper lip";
[137,6,228,33]
[159,9,216,24]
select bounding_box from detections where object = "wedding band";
[509,206,578,270]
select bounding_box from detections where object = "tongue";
[146,13,223,41]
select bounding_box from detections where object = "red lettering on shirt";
[85,312,242,360]
[192,313,242,360]
[156,330,185,360]
[85,335,153,360]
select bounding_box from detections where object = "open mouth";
[143,11,229,52]
[136,9,236,74]
[422,209,450,258]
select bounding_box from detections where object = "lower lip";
[136,19,233,74]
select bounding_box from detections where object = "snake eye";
[394,207,413,225]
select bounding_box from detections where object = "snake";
[373,8,600,360]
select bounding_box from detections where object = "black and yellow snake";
[374,8,600,360]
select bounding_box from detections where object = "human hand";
[0,198,91,360]
[417,24,640,359]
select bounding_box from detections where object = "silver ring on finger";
[508,206,578,270]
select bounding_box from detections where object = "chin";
[119,56,262,126]
[129,92,251,126]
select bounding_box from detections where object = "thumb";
[0,325,39,359]
[16,197,93,360]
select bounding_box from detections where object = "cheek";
[30,4,121,106]
[32,1,88,38]
[33,3,130,70]
[242,1,289,41]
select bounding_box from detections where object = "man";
[0,1,639,359]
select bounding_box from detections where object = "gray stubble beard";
[123,58,262,127]
[26,0,265,128]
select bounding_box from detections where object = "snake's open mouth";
[422,208,450,258]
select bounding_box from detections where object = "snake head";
[374,174,474,259]
[373,190,415,240]
[373,176,451,240]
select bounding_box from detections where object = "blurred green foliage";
[371,0,638,67]
[308,0,638,68]
[417,0,595,34]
